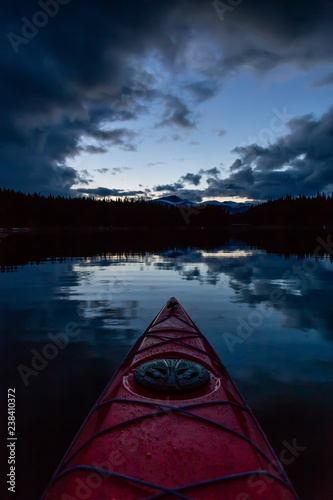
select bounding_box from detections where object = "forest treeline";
[0,189,332,227]
[0,189,228,227]
[235,193,333,226]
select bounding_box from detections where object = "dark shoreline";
[1,225,331,270]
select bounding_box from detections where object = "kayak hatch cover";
[42,297,299,500]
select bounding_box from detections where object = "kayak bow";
[42,297,299,499]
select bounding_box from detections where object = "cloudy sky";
[2,0,333,202]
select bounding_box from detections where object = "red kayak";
[42,297,299,499]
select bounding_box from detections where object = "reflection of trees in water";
[0,229,231,269]
[1,226,332,270]
[0,261,140,350]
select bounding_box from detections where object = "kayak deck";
[42,297,299,499]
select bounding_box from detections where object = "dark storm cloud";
[154,183,184,193]
[180,173,202,186]
[111,167,131,175]
[1,0,333,196]
[155,169,205,194]
[185,80,220,103]
[87,128,137,148]
[312,72,333,88]
[95,168,109,174]
[94,167,132,175]
[229,159,243,172]
[214,129,226,137]
[210,0,333,75]
[79,169,93,183]
[179,167,222,187]
[76,187,145,197]
[148,99,333,201]
[200,167,221,177]
[205,107,333,200]
[1,0,183,195]
[156,95,197,129]
[154,167,223,198]
[85,146,108,155]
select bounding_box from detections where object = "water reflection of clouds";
[3,247,333,345]
[151,249,333,340]
[0,262,80,339]
[108,249,333,343]
[0,261,139,347]
[218,255,333,340]
[201,249,257,258]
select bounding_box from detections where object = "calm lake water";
[1,238,333,499]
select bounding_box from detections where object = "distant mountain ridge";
[153,195,186,205]
[152,195,256,214]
